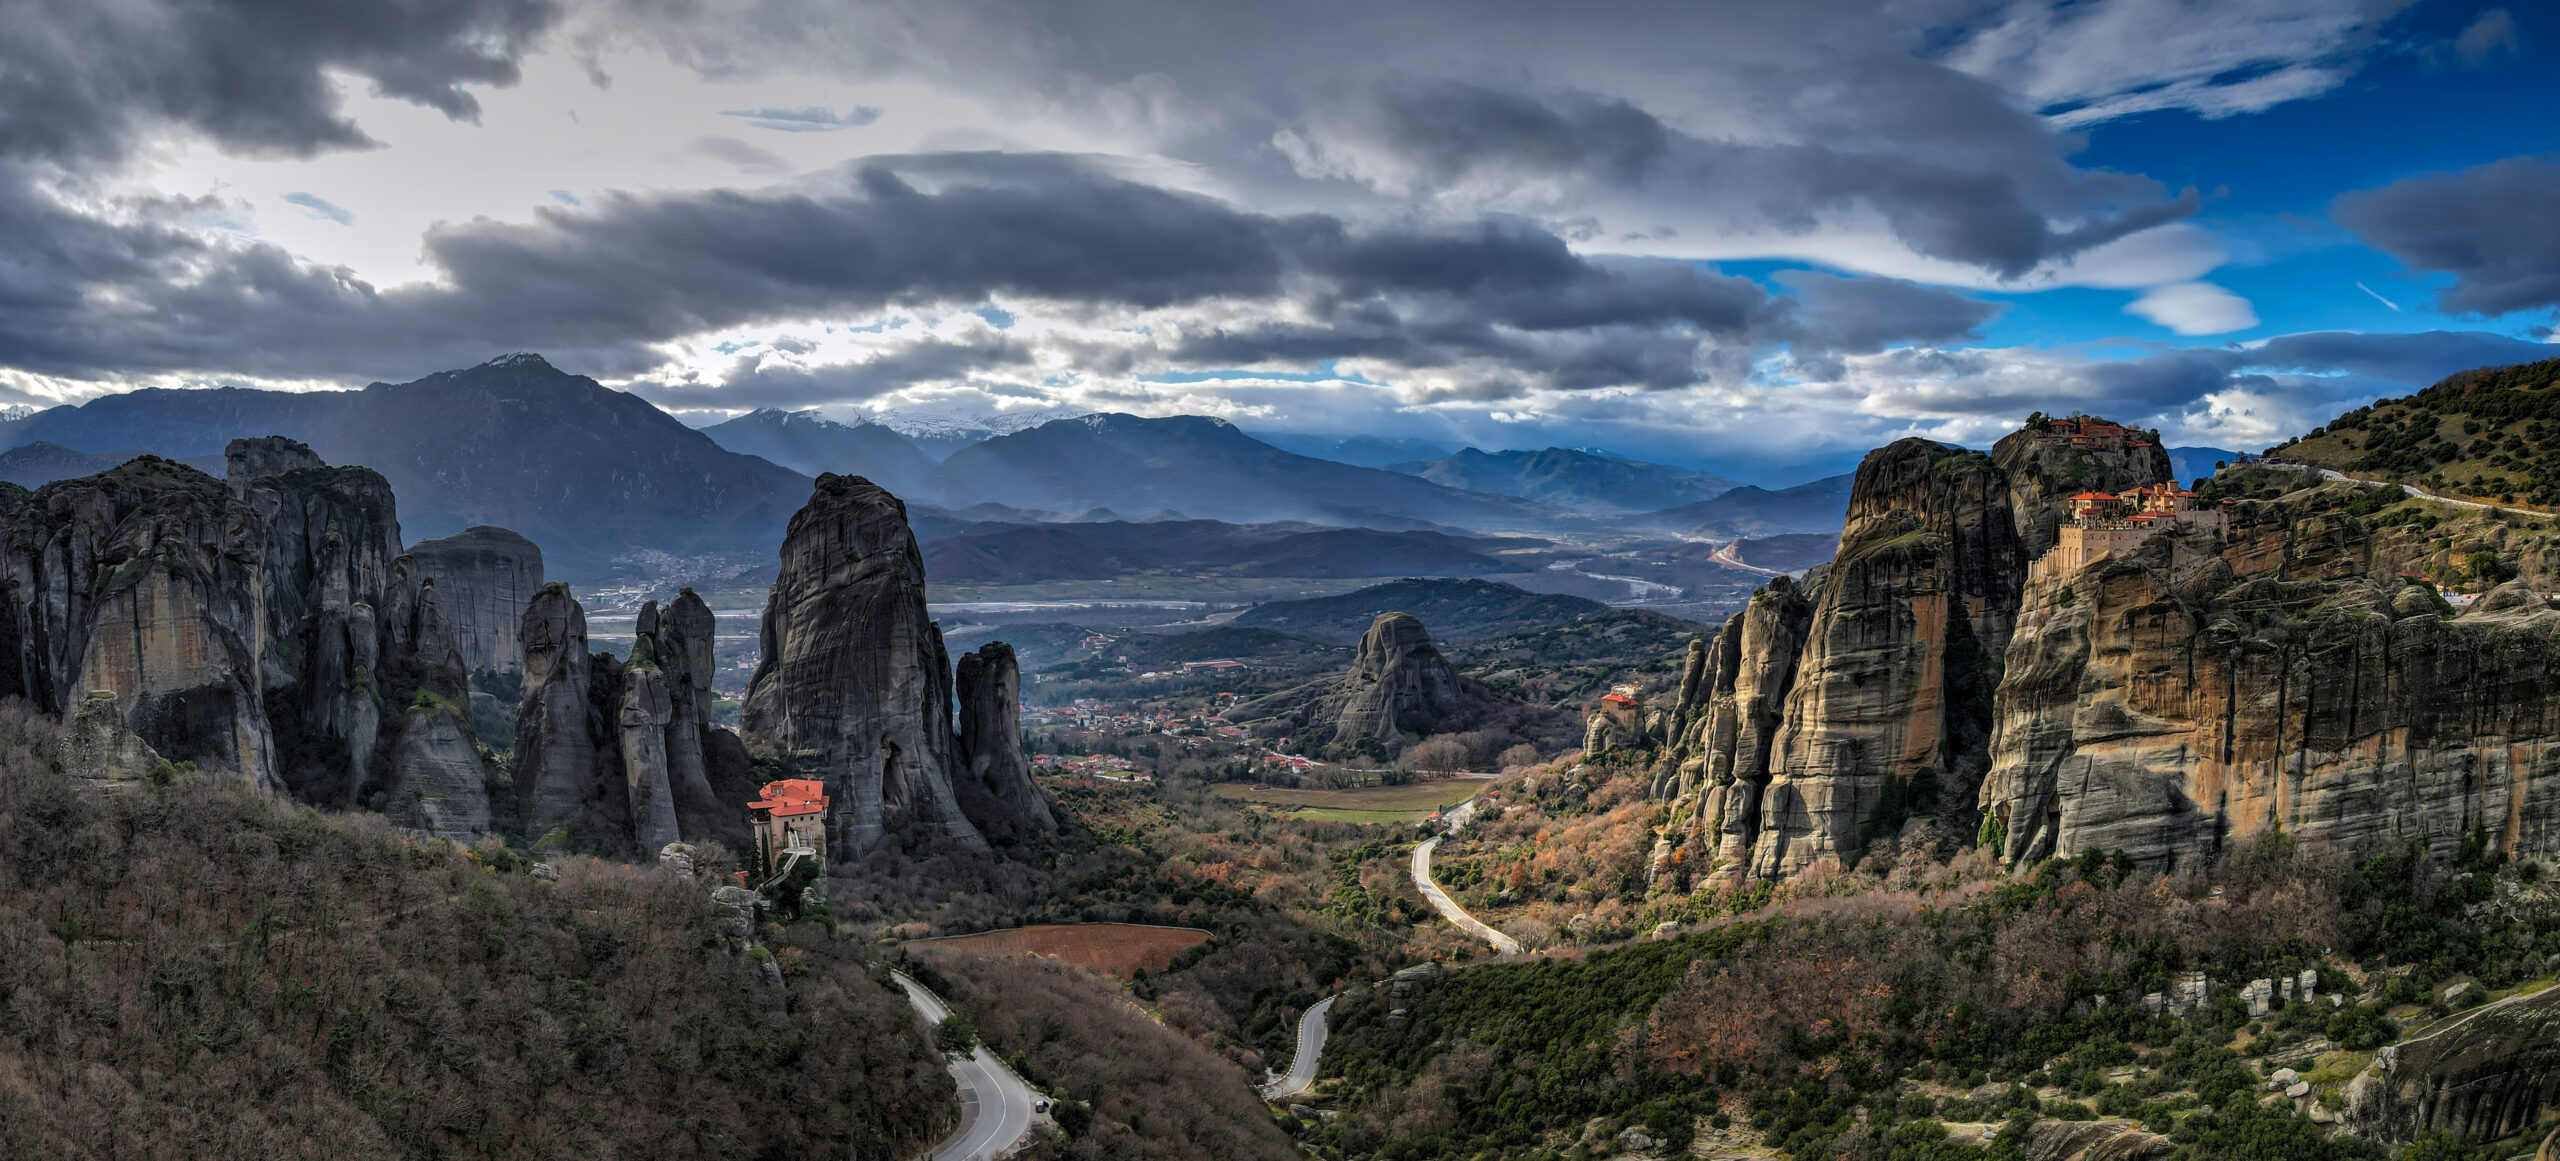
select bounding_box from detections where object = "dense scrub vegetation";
[905,949,1301,1161]
[1312,826,2559,1160]
[0,706,952,1159]
[2278,357,2560,507]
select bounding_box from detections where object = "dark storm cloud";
[0,152,1784,395]
[1777,270,2004,358]
[2241,329,2555,383]
[1291,76,2198,278]
[1354,81,1670,187]
[0,0,558,165]
[2334,154,2560,316]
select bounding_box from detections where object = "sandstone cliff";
[1979,543,2560,869]
[2347,983,2560,1145]
[406,525,544,673]
[954,641,1055,842]
[1622,413,2560,881]
[0,443,498,831]
[740,474,988,857]
[0,457,276,790]
[1748,438,2026,877]
[513,581,599,838]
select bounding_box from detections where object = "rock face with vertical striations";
[0,441,498,831]
[741,474,986,857]
[1747,439,2028,878]
[513,581,599,839]
[1619,411,2560,885]
[953,642,1054,842]
[2346,982,2560,1146]
[1978,544,2560,870]
[0,457,279,791]
[512,581,757,854]
[406,525,544,673]
[638,590,731,843]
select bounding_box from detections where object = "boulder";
[57,691,163,784]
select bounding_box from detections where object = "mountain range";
[918,413,1566,530]
[698,407,937,493]
[923,519,1519,583]
[1385,446,1739,512]
[1637,472,1855,538]
[0,356,1856,579]
[0,355,808,575]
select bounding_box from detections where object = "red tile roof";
[750,778,829,819]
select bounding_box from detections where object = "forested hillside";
[0,707,951,1159]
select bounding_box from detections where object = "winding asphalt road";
[1260,995,1336,1101]
[894,971,1042,1161]
[1412,801,1522,956]
[2268,461,2525,514]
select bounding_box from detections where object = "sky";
[1,0,2555,482]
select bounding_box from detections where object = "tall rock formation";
[1227,611,1476,755]
[1621,412,2560,881]
[0,441,498,831]
[513,582,599,838]
[513,582,757,853]
[1653,577,1814,880]
[1334,613,1465,748]
[954,642,1055,842]
[407,525,544,673]
[0,457,278,791]
[740,474,988,857]
[1748,439,2027,877]
[1979,548,2560,868]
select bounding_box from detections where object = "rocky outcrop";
[740,474,986,857]
[2346,984,2560,1145]
[406,525,544,673]
[1979,545,2560,869]
[1335,613,1465,747]
[1653,577,1814,880]
[0,443,496,827]
[0,457,277,790]
[953,642,1054,842]
[1229,612,1471,755]
[1614,412,2560,881]
[58,691,163,784]
[637,591,729,842]
[513,582,599,838]
[617,661,681,852]
[513,581,755,854]
[1748,439,2027,877]
[2018,1117,2173,1160]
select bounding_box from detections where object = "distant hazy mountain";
[699,408,935,492]
[924,519,1510,583]
[1247,431,1460,468]
[1640,472,1854,538]
[867,407,1076,460]
[1232,578,1609,644]
[0,354,810,576]
[2167,445,2244,486]
[1387,447,1739,512]
[923,414,1563,530]
[0,442,224,488]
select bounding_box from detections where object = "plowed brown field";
[906,923,1212,977]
